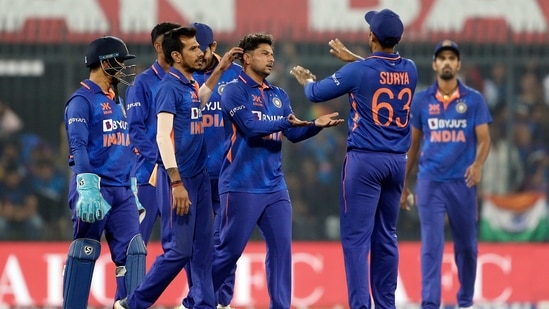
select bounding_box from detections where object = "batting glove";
[76,173,112,223]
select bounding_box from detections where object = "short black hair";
[162,26,197,66]
[151,22,181,45]
[238,33,274,53]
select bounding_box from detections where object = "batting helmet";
[84,36,135,68]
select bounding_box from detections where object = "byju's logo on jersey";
[252,111,261,120]
[191,107,202,120]
[272,97,282,108]
[103,119,128,132]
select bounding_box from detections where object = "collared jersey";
[410,79,492,180]
[126,61,166,184]
[193,56,242,179]
[156,67,207,178]
[304,51,418,154]
[219,71,322,194]
[64,79,133,186]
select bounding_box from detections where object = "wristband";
[170,180,183,188]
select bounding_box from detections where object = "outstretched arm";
[328,38,364,62]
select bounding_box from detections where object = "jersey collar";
[238,70,272,89]
[428,79,469,97]
[367,51,401,61]
[151,60,166,80]
[167,67,195,85]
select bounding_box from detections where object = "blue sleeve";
[126,79,156,164]
[278,90,322,142]
[65,96,93,174]
[156,84,177,115]
[410,91,423,130]
[304,62,356,102]
[473,92,493,126]
[222,83,292,139]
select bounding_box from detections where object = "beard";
[439,71,455,80]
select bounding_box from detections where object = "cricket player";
[180,22,243,309]
[212,32,343,309]
[401,40,492,309]
[291,9,418,309]
[126,22,181,244]
[63,36,146,308]
[116,26,215,309]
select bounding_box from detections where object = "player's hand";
[313,112,344,128]
[464,162,482,187]
[288,114,313,127]
[329,38,362,62]
[289,66,316,86]
[218,47,244,71]
[399,187,414,211]
[75,173,112,223]
[172,184,191,216]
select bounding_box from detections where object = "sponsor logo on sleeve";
[68,118,86,125]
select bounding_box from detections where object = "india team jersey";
[193,56,242,179]
[410,80,492,180]
[126,61,165,184]
[304,51,418,153]
[155,67,207,178]
[219,71,322,194]
[64,79,133,186]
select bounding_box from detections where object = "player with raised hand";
[62,35,146,308]
[291,8,418,309]
[116,26,216,309]
[179,22,243,309]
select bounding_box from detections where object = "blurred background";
[0,0,548,308]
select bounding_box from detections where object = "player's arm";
[222,83,294,139]
[328,38,364,62]
[465,123,491,187]
[156,112,191,216]
[65,97,93,173]
[291,64,355,102]
[126,81,156,165]
[198,47,243,107]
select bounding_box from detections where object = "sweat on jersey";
[192,55,242,179]
[410,79,492,181]
[126,61,166,184]
[304,51,418,154]
[64,79,133,186]
[155,67,207,178]
[219,71,322,194]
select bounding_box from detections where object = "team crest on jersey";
[217,83,226,95]
[272,97,282,108]
[456,101,467,113]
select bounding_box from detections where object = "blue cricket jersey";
[410,79,492,181]
[192,55,242,179]
[304,51,418,154]
[126,61,165,184]
[155,68,207,178]
[64,80,133,186]
[219,71,322,194]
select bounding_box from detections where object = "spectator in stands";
[0,163,43,240]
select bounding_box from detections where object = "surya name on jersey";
[427,118,467,143]
[202,101,223,128]
[103,119,130,147]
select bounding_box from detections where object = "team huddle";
[62,8,491,309]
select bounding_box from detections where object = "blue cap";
[433,40,460,59]
[191,22,214,52]
[364,9,403,46]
